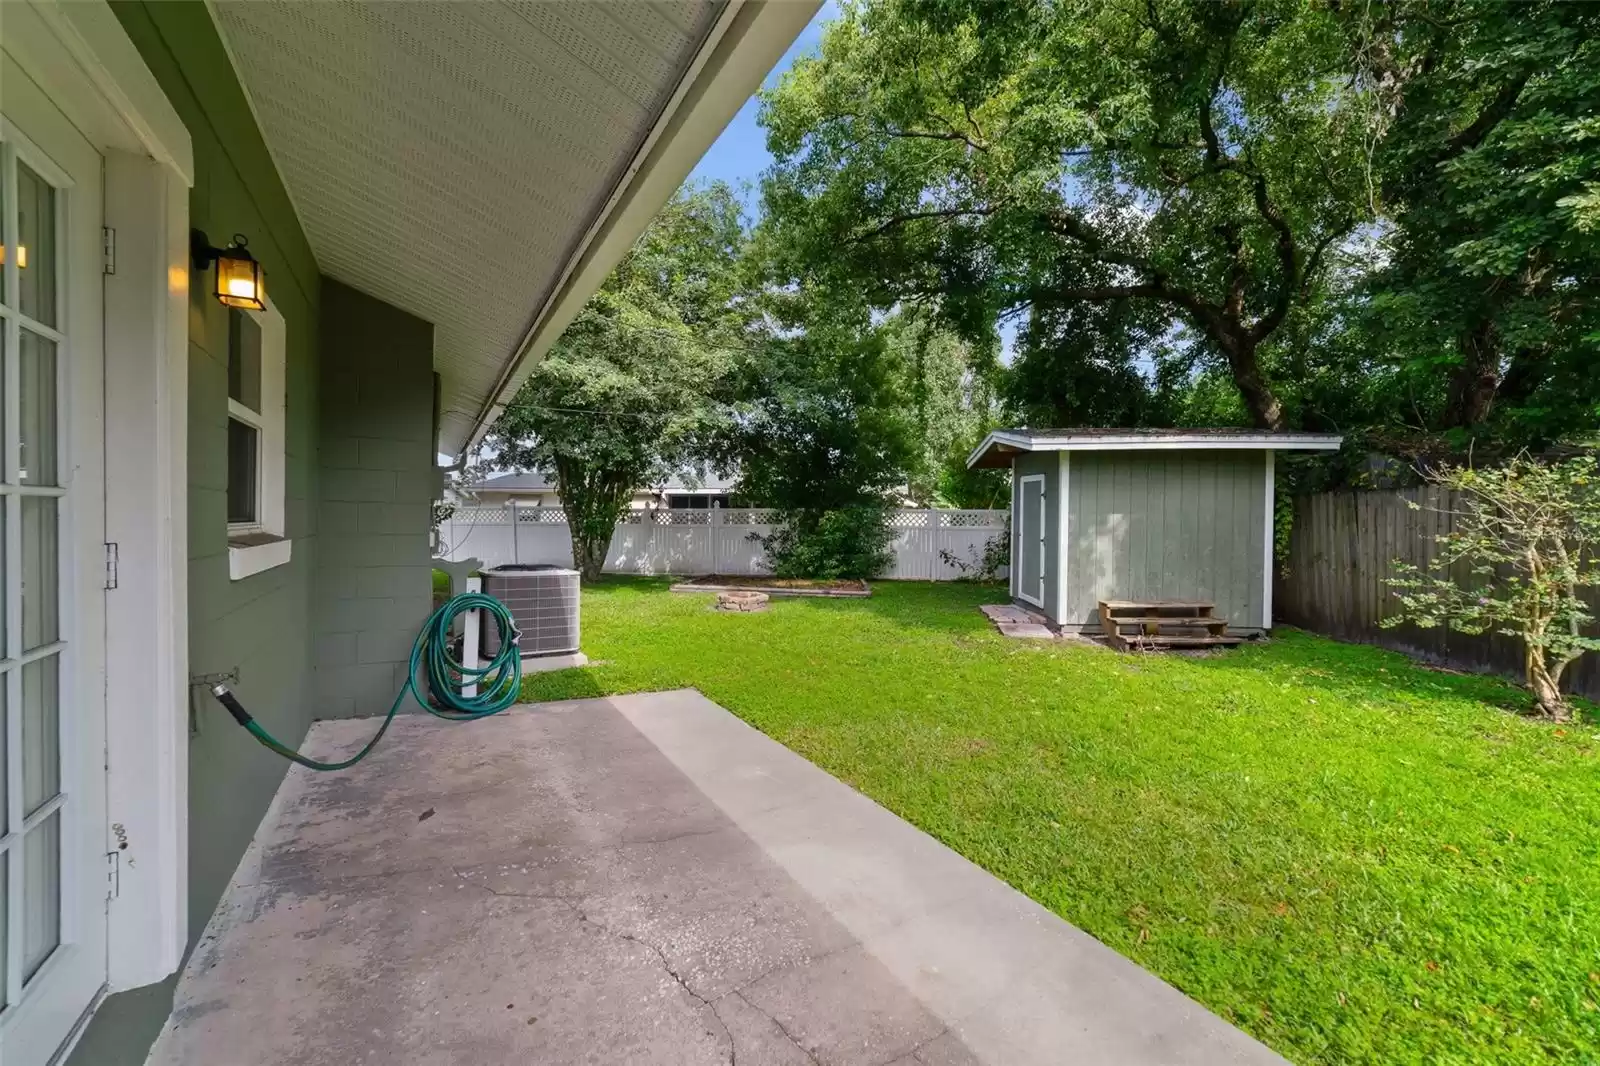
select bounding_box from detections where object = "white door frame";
[1016,474,1046,608]
[1056,451,1070,625]
[7,0,193,1007]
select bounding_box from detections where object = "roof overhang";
[210,0,819,460]
[967,430,1346,469]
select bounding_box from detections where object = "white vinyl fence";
[437,505,1008,581]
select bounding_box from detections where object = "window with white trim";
[225,300,288,578]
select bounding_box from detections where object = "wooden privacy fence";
[1276,488,1600,699]
[437,505,1009,582]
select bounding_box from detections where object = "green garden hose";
[209,591,524,772]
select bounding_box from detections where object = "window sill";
[228,535,292,580]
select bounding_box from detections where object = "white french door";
[0,53,110,1066]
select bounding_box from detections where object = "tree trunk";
[1218,332,1286,431]
[572,536,607,583]
[1444,318,1501,428]
[1525,645,1570,722]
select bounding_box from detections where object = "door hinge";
[102,226,116,275]
[104,542,119,590]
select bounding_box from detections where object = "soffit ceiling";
[209,0,723,455]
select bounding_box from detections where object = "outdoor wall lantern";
[191,230,266,311]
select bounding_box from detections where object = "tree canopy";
[760,0,1371,431]
[480,182,750,578]
[757,0,1600,459]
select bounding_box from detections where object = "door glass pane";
[227,418,259,524]
[0,851,8,1006]
[19,331,57,485]
[21,657,59,817]
[22,812,59,982]
[16,162,56,328]
[0,681,8,831]
[21,496,58,650]
[228,309,261,412]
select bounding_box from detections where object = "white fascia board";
[461,0,822,460]
[35,0,194,184]
[1030,435,1344,452]
[971,433,1342,466]
[965,430,1033,469]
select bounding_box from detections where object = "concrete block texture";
[313,278,436,718]
[150,691,1286,1066]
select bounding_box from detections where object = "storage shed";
[967,429,1343,634]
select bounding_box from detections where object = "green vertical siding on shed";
[1063,450,1267,631]
[1011,451,1061,619]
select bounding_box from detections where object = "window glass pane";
[227,418,259,524]
[1,144,7,304]
[21,656,59,817]
[21,496,58,651]
[19,331,57,486]
[23,812,59,982]
[16,162,56,328]
[228,308,261,412]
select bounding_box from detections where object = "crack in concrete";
[568,902,738,1066]
[729,989,823,1066]
[900,1023,952,1065]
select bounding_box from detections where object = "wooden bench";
[1096,599,1244,651]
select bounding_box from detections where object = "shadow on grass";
[1184,626,1598,725]
[520,664,607,704]
[844,579,1009,637]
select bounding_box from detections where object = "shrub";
[938,515,1010,581]
[763,504,896,579]
[1383,454,1600,721]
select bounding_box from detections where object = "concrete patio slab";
[150,690,1286,1066]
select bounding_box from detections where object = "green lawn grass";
[522,578,1600,1066]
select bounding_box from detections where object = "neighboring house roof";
[967,428,1345,469]
[465,470,738,496]
[209,2,820,459]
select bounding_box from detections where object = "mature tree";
[1344,1,1600,447]
[759,0,1371,430]
[878,311,1004,506]
[735,317,918,514]
[1005,300,1177,430]
[733,309,921,577]
[480,183,750,579]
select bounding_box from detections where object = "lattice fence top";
[620,509,712,526]
[722,508,779,526]
[943,509,1007,528]
[514,507,569,524]
[451,506,512,525]
[452,505,1003,529]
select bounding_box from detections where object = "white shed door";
[0,53,110,1066]
[1017,474,1046,608]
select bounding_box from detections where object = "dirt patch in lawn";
[670,575,871,598]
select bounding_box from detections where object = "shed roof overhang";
[210,0,818,460]
[966,429,1345,469]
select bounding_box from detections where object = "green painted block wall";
[1062,450,1268,631]
[314,280,437,718]
[72,4,323,1063]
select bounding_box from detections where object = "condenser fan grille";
[480,565,580,657]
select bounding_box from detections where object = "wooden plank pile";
[1096,600,1244,651]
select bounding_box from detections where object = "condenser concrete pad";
[151,690,1286,1066]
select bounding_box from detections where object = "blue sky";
[687,1,838,219]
